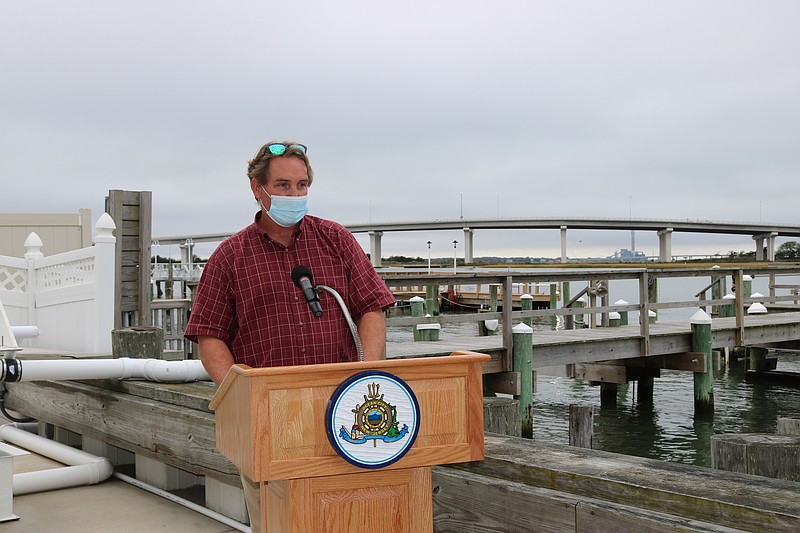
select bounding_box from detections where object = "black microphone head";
[291,265,313,287]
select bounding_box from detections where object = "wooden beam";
[484,371,520,396]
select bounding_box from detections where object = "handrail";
[380,264,800,370]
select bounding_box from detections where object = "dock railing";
[146,264,800,363]
[381,264,800,372]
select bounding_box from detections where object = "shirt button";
[294,296,299,301]
[299,322,304,327]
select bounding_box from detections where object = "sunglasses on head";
[265,143,308,156]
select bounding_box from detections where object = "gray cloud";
[3,1,799,259]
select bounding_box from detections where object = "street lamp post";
[427,241,432,275]
[453,240,458,273]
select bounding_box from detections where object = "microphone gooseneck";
[314,284,365,362]
[291,265,323,318]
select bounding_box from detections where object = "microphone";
[291,265,323,318]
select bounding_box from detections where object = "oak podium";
[209,351,489,532]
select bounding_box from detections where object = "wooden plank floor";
[387,311,800,369]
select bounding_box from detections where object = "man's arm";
[356,310,387,361]
[198,335,235,385]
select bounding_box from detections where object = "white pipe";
[0,423,113,495]
[112,472,251,533]
[5,357,210,383]
[0,424,250,532]
[9,326,38,339]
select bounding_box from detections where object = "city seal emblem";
[326,370,420,469]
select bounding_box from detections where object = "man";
[184,140,396,529]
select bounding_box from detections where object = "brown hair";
[247,141,314,186]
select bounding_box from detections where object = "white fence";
[0,214,116,353]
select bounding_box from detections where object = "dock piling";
[691,309,714,415]
[568,403,593,448]
[512,323,534,438]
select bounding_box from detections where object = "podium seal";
[326,370,420,469]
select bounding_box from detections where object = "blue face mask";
[260,187,308,227]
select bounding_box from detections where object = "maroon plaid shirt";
[184,213,396,367]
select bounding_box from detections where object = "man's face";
[251,156,310,210]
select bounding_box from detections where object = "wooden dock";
[7,375,800,532]
[387,311,800,372]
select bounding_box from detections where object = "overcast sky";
[3,1,799,260]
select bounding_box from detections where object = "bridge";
[154,217,800,267]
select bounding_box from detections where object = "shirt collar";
[253,210,305,245]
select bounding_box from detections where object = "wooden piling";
[409,296,424,341]
[549,283,558,330]
[417,323,440,342]
[520,294,533,328]
[425,284,440,316]
[637,377,654,404]
[574,297,585,329]
[712,434,800,482]
[711,271,725,317]
[647,275,658,322]
[748,346,768,372]
[691,309,714,415]
[600,383,617,406]
[513,323,534,438]
[569,403,593,448]
[614,299,628,326]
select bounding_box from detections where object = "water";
[387,274,800,468]
[532,351,800,467]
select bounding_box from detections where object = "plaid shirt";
[184,213,396,367]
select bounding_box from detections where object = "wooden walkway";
[386,311,800,371]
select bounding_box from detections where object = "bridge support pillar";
[463,227,474,264]
[368,230,383,267]
[560,226,568,263]
[657,227,673,262]
[753,232,778,261]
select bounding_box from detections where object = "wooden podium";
[209,351,489,532]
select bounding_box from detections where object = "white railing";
[0,214,116,353]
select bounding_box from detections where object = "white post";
[23,232,44,331]
[93,214,117,353]
[426,241,432,275]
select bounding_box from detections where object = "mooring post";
[691,308,714,415]
[409,296,424,341]
[569,403,594,448]
[710,268,724,317]
[574,297,586,328]
[416,322,440,342]
[742,274,753,297]
[520,293,533,328]
[647,275,658,322]
[425,284,439,316]
[615,299,629,325]
[721,293,735,318]
[512,322,534,438]
[549,283,558,330]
